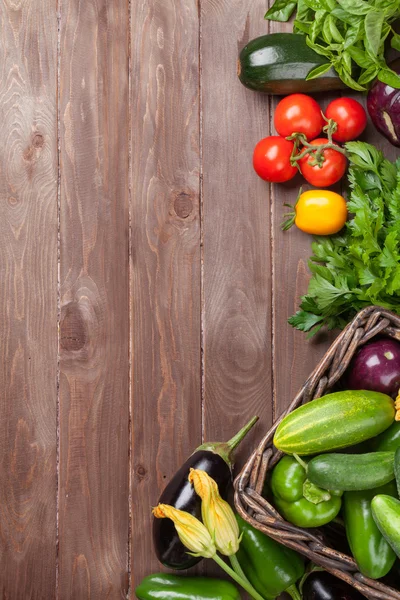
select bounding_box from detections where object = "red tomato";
[253,136,297,183]
[325,98,367,142]
[274,94,324,141]
[298,138,347,187]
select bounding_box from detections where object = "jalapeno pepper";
[270,455,342,528]
[135,574,240,600]
[235,514,304,600]
[343,481,397,579]
[372,421,400,452]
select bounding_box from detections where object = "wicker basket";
[235,306,400,600]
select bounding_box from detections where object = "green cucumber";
[372,495,400,559]
[308,452,395,492]
[372,421,400,452]
[273,390,395,456]
[238,34,347,95]
[395,448,400,497]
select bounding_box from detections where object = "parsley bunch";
[265,0,400,91]
[289,142,400,336]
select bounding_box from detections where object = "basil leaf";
[344,23,362,49]
[337,0,373,15]
[297,0,313,21]
[264,0,298,22]
[310,10,327,42]
[365,10,385,57]
[306,62,333,79]
[304,0,330,9]
[322,16,334,43]
[342,51,352,74]
[329,16,344,42]
[378,67,400,89]
[347,45,375,69]
[306,36,332,57]
[294,19,312,33]
[335,64,367,90]
[331,8,363,24]
[358,65,380,85]
[392,31,400,51]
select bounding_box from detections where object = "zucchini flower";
[152,504,216,558]
[189,468,241,556]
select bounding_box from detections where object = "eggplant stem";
[286,584,302,600]
[213,553,267,600]
[227,416,259,452]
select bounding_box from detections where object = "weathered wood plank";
[58,0,130,597]
[201,1,272,474]
[268,15,337,419]
[0,1,58,597]
[130,0,201,587]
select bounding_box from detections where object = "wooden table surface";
[0,0,396,598]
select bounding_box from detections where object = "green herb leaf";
[336,0,373,15]
[265,0,298,21]
[391,31,400,51]
[378,67,400,88]
[358,65,380,85]
[365,10,384,57]
[346,45,375,69]
[306,62,333,79]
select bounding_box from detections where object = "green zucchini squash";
[238,34,348,95]
[273,390,395,456]
[307,452,395,491]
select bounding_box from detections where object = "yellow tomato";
[294,190,347,235]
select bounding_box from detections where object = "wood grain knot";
[60,303,87,351]
[136,465,147,480]
[32,133,44,148]
[173,191,194,219]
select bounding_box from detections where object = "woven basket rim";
[234,305,400,600]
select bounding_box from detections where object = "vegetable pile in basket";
[270,347,400,587]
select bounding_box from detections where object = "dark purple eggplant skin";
[345,337,400,398]
[367,59,400,147]
[302,571,365,600]
[152,451,231,570]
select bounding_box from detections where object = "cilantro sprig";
[289,141,400,337]
[265,0,400,91]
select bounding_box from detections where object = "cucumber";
[308,452,395,491]
[372,495,400,559]
[273,390,395,456]
[238,34,347,95]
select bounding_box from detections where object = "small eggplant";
[152,416,258,570]
[367,59,400,147]
[302,571,365,600]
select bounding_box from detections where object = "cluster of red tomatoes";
[253,94,367,187]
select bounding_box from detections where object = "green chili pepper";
[135,574,240,600]
[270,455,342,528]
[343,481,397,579]
[235,514,304,600]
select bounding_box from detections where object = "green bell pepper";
[135,574,240,600]
[235,514,304,600]
[270,455,342,528]
[343,481,397,579]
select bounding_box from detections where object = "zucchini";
[273,390,395,456]
[308,452,395,491]
[238,34,347,94]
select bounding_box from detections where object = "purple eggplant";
[367,59,400,147]
[345,338,400,398]
[153,416,258,570]
[302,571,364,600]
